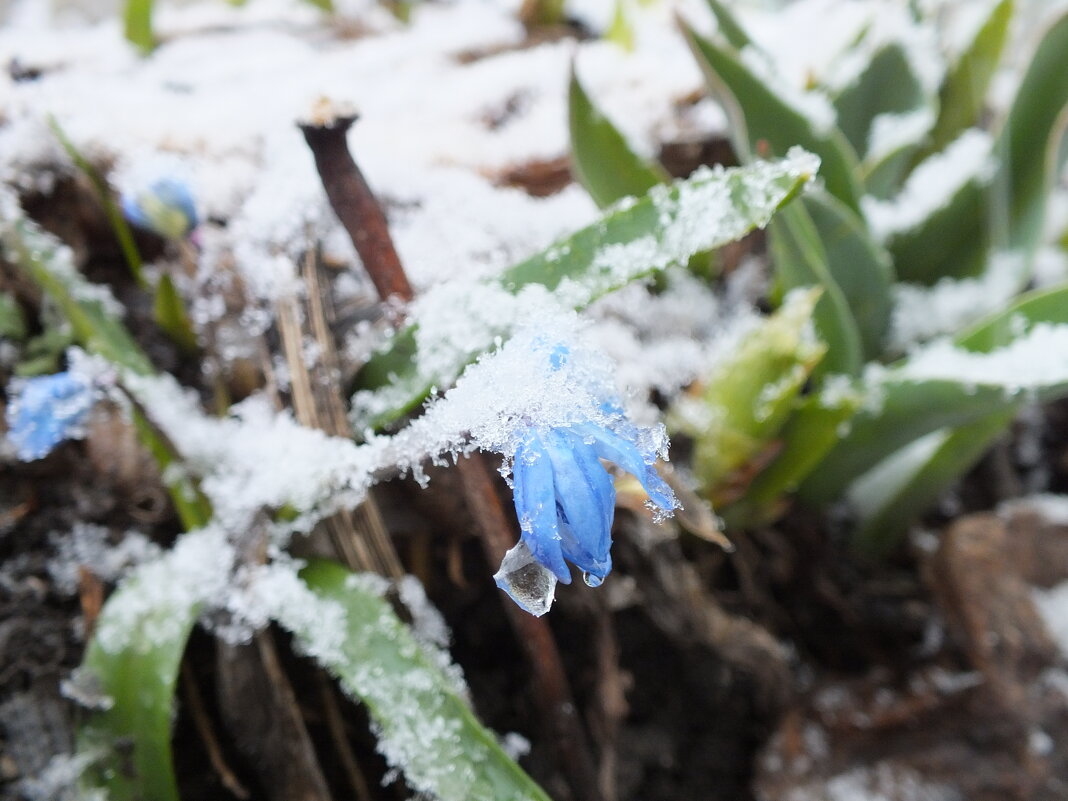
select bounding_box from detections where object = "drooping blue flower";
[121,177,198,240]
[493,339,677,614]
[6,371,94,461]
[511,421,676,586]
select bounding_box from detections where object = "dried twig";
[180,662,250,800]
[316,672,374,801]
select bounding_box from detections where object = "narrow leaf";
[803,191,893,359]
[124,0,155,54]
[924,0,1013,156]
[848,408,1016,555]
[995,8,1068,251]
[153,274,198,353]
[568,67,668,208]
[297,560,553,801]
[768,202,863,376]
[703,0,752,50]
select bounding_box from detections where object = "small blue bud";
[121,177,198,240]
[6,371,94,461]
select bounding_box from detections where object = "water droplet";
[582,571,603,588]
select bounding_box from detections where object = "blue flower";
[6,371,94,461]
[121,177,198,240]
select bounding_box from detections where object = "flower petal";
[545,429,615,584]
[573,422,676,512]
[512,432,571,583]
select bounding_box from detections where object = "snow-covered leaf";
[800,283,1068,504]
[357,150,818,429]
[296,560,553,801]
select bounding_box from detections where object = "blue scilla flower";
[6,371,94,461]
[508,422,676,590]
[121,177,198,240]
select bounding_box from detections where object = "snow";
[895,322,1068,391]
[998,493,1068,525]
[862,130,996,241]
[1033,581,1068,658]
[866,108,936,165]
[889,251,1027,350]
[48,523,161,595]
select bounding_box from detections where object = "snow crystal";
[862,129,996,241]
[998,494,1068,525]
[91,526,235,654]
[866,107,935,165]
[48,523,161,595]
[1034,581,1068,658]
[19,751,107,801]
[889,252,1026,350]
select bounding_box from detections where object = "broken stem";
[298,115,414,304]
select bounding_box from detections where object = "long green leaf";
[154,274,198,354]
[995,8,1068,251]
[356,151,818,428]
[703,0,752,50]
[803,191,893,359]
[924,0,1013,156]
[298,561,553,801]
[768,202,863,376]
[568,68,669,209]
[848,408,1016,555]
[124,0,155,53]
[49,117,147,289]
[682,22,863,212]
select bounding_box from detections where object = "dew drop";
[582,571,603,588]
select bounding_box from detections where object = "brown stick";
[458,454,603,801]
[181,662,251,800]
[298,116,414,304]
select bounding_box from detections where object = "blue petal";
[151,178,199,231]
[122,178,198,239]
[6,372,93,461]
[512,432,571,583]
[573,422,676,512]
[545,429,615,583]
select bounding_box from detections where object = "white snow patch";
[863,130,996,241]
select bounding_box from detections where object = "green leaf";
[833,44,928,160]
[703,0,753,50]
[671,289,826,501]
[3,209,212,527]
[153,274,198,353]
[2,216,154,375]
[721,385,861,528]
[605,0,635,51]
[78,573,198,801]
[568,67,668,209]
[0,292,26,340]
[768,202,863,376]
[924,0,1013,156]
[124,0,155,54]
[803,191,893,359]
[995,8,1068,252]
[49,116,146,289]
[302,0,334,11]
[297,560,553,801]
[356,151,818,428]
[683,23,864,212]
[848,407,1016,555]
